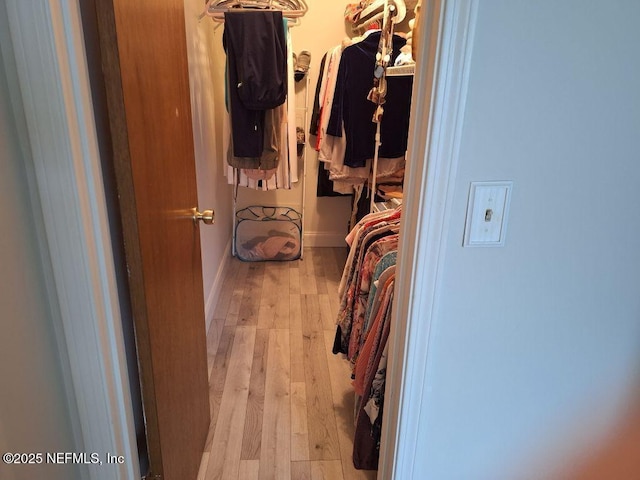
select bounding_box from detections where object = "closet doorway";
[90,0,450,472]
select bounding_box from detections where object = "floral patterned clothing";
[338,209,400,299]
[352,285,394,470]
[363,252,397,338]
[334,222,399,355]
[353,277,394,396]
[348,235,398,362]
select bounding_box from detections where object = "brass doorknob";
[192,208,215,225]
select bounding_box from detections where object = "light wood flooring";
[197,248,378,480]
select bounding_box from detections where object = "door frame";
[378,0,478,477]
[4,1,138,479]
[6,0,478,478]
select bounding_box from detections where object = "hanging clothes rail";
[198,0,309,22]
[353,0,406,33]
[386,64,416,76]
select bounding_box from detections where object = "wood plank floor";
[198,248,377,480]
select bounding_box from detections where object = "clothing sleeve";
[309,52,327,136]
[326,48,348,138]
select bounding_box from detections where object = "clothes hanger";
[354,0,406,32]
[199,0,308,22]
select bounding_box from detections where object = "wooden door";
[93,0,210,479]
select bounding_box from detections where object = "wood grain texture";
[258,262,290,329]
[318,294,335,332]
[225,260,249,327]
[291,382,310,461]
[311,249,329,295]
[205,326,256,480]
[301,294,324,334]
[259,329,291,480]
[290,293,303,332]
[207,318,224,380]
[208,260,243,372]
[289,259,301,295]
[239,460,260,480]
[320,248,343,320]
[274,262,291,329]
[310,460,345,480]
[299,249,318,295]
[290,335,305,387]
[241,328,270,460]
[301,295,341,461]
[94,0,214,476]
[225,289,245,327]
[291,461,311,480]
[238,263,265,326]
[258,266,278,329]
[198,250,375,480]
[290,294,305,384]
[205,326,236,452]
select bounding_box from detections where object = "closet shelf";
[386,64,415,76]
[373,198,402,213]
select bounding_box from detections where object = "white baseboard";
[304,231,347,248]
[204,237,232,333]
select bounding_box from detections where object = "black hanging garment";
[327,32,413,168]
[309,52,351,197]
[223,11,287,158]
[309,52,327,137]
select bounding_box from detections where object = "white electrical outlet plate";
[463,181,513,247]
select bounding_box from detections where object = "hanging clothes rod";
[354,0,406,32]
[198,0,308,22]
[386,64,415,76]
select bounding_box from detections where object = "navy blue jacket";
[327,32,413,168]
[223,11,287,158]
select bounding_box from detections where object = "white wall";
[199,1,356,247]
[183,0,235,329]
[275,1,354,245]
[0,19,79,479]
[416,1,640,478]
